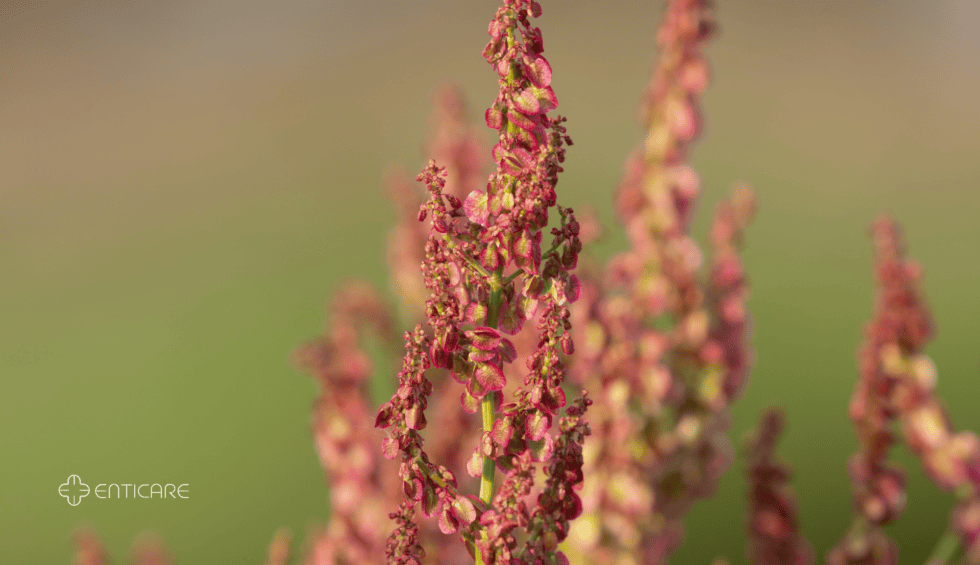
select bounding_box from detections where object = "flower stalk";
[831,216,980,565]
[565,1,756,563]
[744,409,814,565]
[925,529,963,565]
[374,1,586,564]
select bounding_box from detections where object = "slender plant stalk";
[476,278,504,565]
[479,392,497,504]
[925,529,963,565]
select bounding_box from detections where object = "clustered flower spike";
[565,1,755,563]
[292,282,401,564]
[375,1,587,563]
[831,216,980,565]
[388,86,488,323]
[262,83,494,565]
[707,184,757,402]
[744,409,814,565]
[71,523,174,565]
[263,528,292,565]
[72,528,108,565]
[128,533,173,565]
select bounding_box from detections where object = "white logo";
[59,475,189,506]
[59,475,90,506]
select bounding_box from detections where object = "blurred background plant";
[2,1,979,564]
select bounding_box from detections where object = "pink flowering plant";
[70,1,980,564]
[373,1,586,562]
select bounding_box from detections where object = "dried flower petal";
[452,496,478,524]
[526,410,551,441]
[529,432,554,462]
[438,506,459,534]
[475,362,506,392]
[464,189,490,226]
[525,55,552,87]
[467,326,502,350]
[467,450,483,478]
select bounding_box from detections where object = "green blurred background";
[2,0,978,563]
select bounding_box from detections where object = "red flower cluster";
[830,216,980,565]
[745,409,814,565]
[374,2,587,564]
[564,2,757,563]
[387,86,487,323]
[71,529,173,565]
[293,283,400,564]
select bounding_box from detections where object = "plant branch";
[475,271,504,565]
[925,529,962,565]
[502,241,563,286]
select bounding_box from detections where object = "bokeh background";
[2,0,979,563]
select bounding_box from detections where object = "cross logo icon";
[59,475,90,506]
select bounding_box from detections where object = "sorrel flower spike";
[282,87,490,565]
[567,1,753,563]
[831,216,980,565]
[828,216,924,565]
[293,282,401,564]
[72,528,109,565]
[375,1,586,564]
[263,528,291,565]
[744,409,813,565]
[72,527,174,565]
[388,86,488,323]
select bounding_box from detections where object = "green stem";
[480,280,504,504]
[501,241,563,287]
[503,269,525,286]
[476,14,518,565]
[475,273,504,565]
[479,393,497,504]
[925,529,962,565]
[447,235,492,280]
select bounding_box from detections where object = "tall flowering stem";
[744,409,813,565]
[567,1,755,563]
[128,534,173,565]
[831,216,980,565]
[72,528,108,565]
[375,1,587,564]
[263,528,291,565]
[293,283,401,564]
[388,86,488,323]
[287,85,491,565]
[71,528,173,565]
